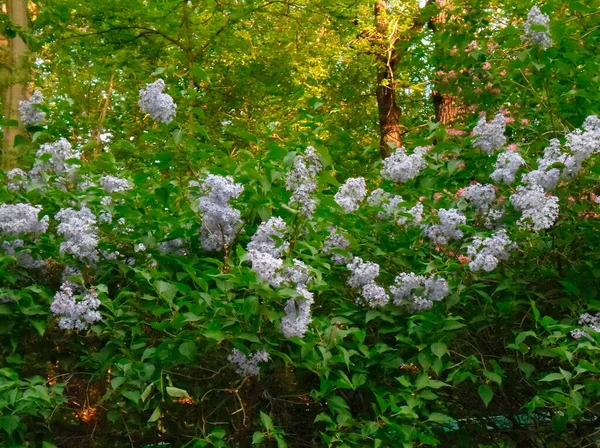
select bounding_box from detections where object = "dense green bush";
[1,1,600,447]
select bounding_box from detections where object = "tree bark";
[1,0,29,170]
[429,0,461,125]
[374,0,402,159]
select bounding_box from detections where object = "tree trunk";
[1,0,29,170]
[429,0,461,125]
[374,0,402,159]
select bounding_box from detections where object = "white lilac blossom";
[281,296,315,338]
[50,282,101,331]
[1,240,45,269]
[346,257,389,308]
[247,250,286,287]
[323,227,352,265]
[563,116,600,176]
[0,204,49,236]
[521,139,562,191]
[197,175,244,252]
[285,146,322,217]
[100,175,132,193]
[467,230,516,272]
[7,168,28,192]
[157,238,188,256]
[460,183,496,211]
[390,273,449,313]
[367,189,402,218]
[380,147,427,183]
[247,217,288,257]
[19,90,46,126]
[55,207,99,263]
[570,313,600,341]
[77,177,96,191]
[227,349,269,377]
[473,113,506,154]
[523,5,552,49]
[367,189,422,226]
[510,185,559,231]
[334,177,367,213]
[523,118,600,191]
[491,151,525,184]
[347,257,380,288]
[360,283,390,308]
[281,260,315,338]
[138,78,177,123]
[422,209,466,245]
[484,207,505,229]
[134,243,146,253]
[30,138,81,178]
[62,266,84,291]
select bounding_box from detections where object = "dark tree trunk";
[374,0,403,159]
[429,0,462,125]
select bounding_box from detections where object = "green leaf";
[431,342,448,358]
[483,370,502,386]
[427,413,455,424]
[252,431,266,444]
[166,386,190,398]
[539,373,564,382]
[260,411,274,431]
[179,341,197,359]
[478,385,494,407]
[155,280,177,303]
[0,415,20,435]
[148,406,161,422]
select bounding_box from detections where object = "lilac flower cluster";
[380,147,427,183]
[510,185,559,231]
[228,349,269,377]
[466,230,516,272]
[197,175,244,251]
[281,260,314,338]
[2,240,45,269]
[346,257,389,308]
[367,189,423,226]
[100,175,133,193]
[19,90,46,126]
[571,313,600,341]
[138,79,177,123]
[460,183,496,211]
[473,113,506,154]
[390,273,449,313]
[286,146,322,217]
[523,5,552,49]
[334,177,367,213]
[491,150,525,184]
[30,138,81,179]
[422,209,466,245]
[0,204,49,236]
[6,168,28,192]
[247,217,288,286]
[323,227,352,265]
[55,207,99,263]
[50,282,101,330]
[157,238,188,256]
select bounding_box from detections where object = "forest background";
[1,0,600,447]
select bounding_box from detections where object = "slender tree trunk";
[1,0,29,170]
[374,0,402,159]
[429,0,461,125]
